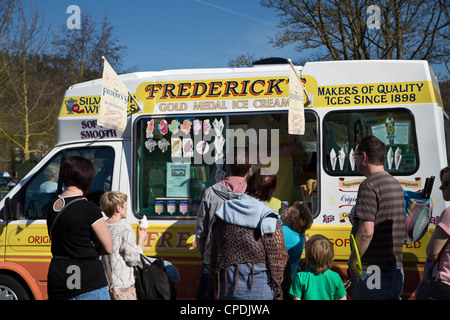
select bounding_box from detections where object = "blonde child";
[289,234,347,300]
[100,191,147,300]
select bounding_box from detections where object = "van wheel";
[0,275,30,300]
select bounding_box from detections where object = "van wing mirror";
[2,197,24,220]
[2,197,12,220]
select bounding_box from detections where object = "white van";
[0,59,445,299]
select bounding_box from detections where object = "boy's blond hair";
[305,234,334,274]
[100,191,127,218]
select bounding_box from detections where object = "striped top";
[351,171,405,269]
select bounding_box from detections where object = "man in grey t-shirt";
[348,136,405,300]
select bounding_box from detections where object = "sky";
[22,0,449,80]
[22,0,299,72]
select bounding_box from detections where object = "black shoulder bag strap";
[49,197,87,240]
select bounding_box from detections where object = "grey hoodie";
[195,178,246,264]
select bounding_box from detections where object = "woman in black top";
[47,156,113,300]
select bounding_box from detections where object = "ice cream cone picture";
[139,215,148,231]
[158,119,168,135]
[171,138,182,157]
[214,136,225,162]
[349,148,355,171]
[145,139,157,152]
[213,118,224,137]
[146,119,154,138]
[387,147,393,169]
[203,119,211,135]
[394,147,402,170]
[169,119,180,133]
[193,119,201,135]
[183,138,193,157]
[158,138,169,152]
[181,119,192,135]
[338,148,345,170]
[196,140,209,155]
[330,148,337,170]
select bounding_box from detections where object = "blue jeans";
[351,266,404,300]
[68,286,110,300]
[197,263,212,300]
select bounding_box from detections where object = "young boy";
[290,234,347,300]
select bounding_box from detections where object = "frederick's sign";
[141,77,288,100]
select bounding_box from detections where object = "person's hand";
[137,228,148,247]
[343,274,352,290]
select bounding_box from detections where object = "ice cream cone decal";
[213,118,224,137]
[158,119,168,135]
[193,119,201,135]
[387,147,393,170]
[338,148,345,170]
[330,148,337,170]
[169,119,180,133]
[158,138,169,152]
[349,148,355,171]
[394,147,402,170]
[181,119,192,135]
[203,119,211,135]
[146,119,154,138]
[183,138,193,157]
[145,139,157,152]
[171,138,182,157]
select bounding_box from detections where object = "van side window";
[135,111,319,218]
[444,114,450,165]
[23,156,62,219]
[10,147,114,220]
[324,109,418,175]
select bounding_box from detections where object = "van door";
[0,144,117,299]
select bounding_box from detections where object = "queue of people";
[46,134,450,300]
[196,136,450,300]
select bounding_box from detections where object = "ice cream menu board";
[166,162,190,197]
[371,122,410,145]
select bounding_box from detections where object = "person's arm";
[137,229,147,248]
[195,195,210,260]
[348,220,374,276]
[354,219,374,257]
[426,226,449,261]
[92,219,113,255]
[120,225,146,265]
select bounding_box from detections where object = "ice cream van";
[0,59,446,300]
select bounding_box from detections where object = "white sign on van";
[98,57,128,132]
[288,60,305,135]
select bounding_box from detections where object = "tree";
[261,0,449,64]
[228,53,256,67]
[52,12,129,83]
[0,3,57,162]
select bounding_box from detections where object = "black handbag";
[134,254,173,300]
[416,278,450,300]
